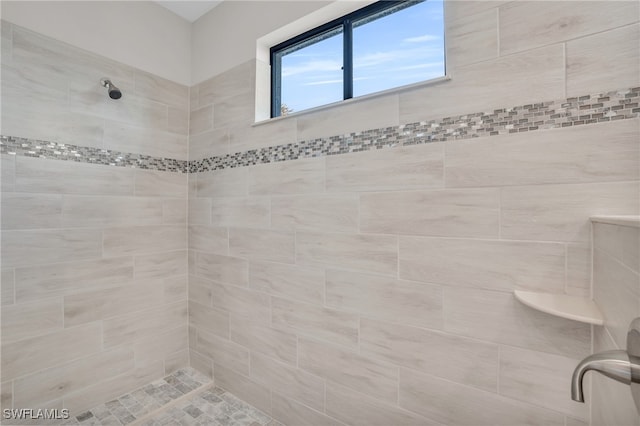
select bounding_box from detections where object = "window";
[270,0,445,117]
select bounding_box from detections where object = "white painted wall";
[1,1,192,85]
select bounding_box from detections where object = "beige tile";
[593,248,640,350]
[297,93,399,141]
[230,316,297,365]
[299,337,398,401]
[103,301,187,348]
[1,193,62,229]
[248,157,325,195]
[446,8,497,70]
[443,287,590,358]
[168,106,189,136]
[501,182,640,243]
[63,282,165,327]
[229,228,295,263]
[361,187,499,238]
[252,352,326,412]
[197,329,249,375]
[499,1,639,55]
[1,381,11,412]
[103,225,186,257]
[133,326,188,365]
[197,59,255,105]
[592,327,640,426]
[2,323,102,381]
[211,197,270,228]
[360,317,498,392]
[69,89,168,132]
[102,120,188,160]
[400,237,566,293]
[61,195,164,227]
[566,417,589,426]
[229,118,297,153]
[211,281,270,323]
[213,91,254,129]
[567,24,640,97]
[296,231,398,275]
[1,298,63,344]
[189,276,213,305]
[189,299,229,339]
[272,296,358,348]
[445,1,507,22]
[64,361,163,415]
[499,346,588,419]
[566,245,591,297]
[249,260,324,305]
[189,198,212,225]
[271,392,344,426]
[135,169,187,198]
[326,381,431,426]
[445,120,640,188]
[1,269,15,305]
[271,194,358,232]
[134,250,187,279]
[192,252,248,286]
[326,144,443,192]
[1,154,15,192]
[197,167,247,198]
[134,69,188,109]
[189,350,214,379]
[13,348,134,407]
[399,368,565,426]
[190,105,213,135]
[594,222,640,273]
[15,257,134,303]
[326,269,442,329]
[189,225,228,254]
[400,45,564,124]
[162,199,187,224]
[213,364,271,414]
[189,128,229,160]
[2,229,102,268]
[15,155,134,195]
[164,349,189,374]
[164,275,187,301]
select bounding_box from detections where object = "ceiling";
[155,1,223,22]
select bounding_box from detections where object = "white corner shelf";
[590,215,640,228]
[514,290,604,326]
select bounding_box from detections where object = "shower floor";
[62,368,279,426]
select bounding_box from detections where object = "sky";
[280,0,445,114]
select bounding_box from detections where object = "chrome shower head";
[100,78,122,100]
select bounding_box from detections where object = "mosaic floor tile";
[63,368,276,426]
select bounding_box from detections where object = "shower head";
[100,78,122,100]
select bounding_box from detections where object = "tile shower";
[1,1,639,426]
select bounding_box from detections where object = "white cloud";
[282,59,341,77]
[403,34,441,43]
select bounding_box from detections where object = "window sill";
[253,75,452,127]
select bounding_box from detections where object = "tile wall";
[592,219,640,426]
[187,1,639,425]
[1,1,639,425]
[1,21,190,416]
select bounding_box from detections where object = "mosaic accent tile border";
[2,87,638,174]
[190,86,639,173]
[0,136,188,173]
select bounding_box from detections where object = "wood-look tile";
[210,197,270,228]
[248,157,325,195]
[230,316,298,365]
[229,228,295,263]
[1,298,63,343]
[213,364,271,414]
[271,194,358,232]
[326,269,442,329]
[134,169,187,198]
[249,260,324,305]
[189,299,229,339]
[197,329,250,375]
[271,392,344,426]
[1,193,62,229]
[102,225,186,257]
[189,225,228,254]
[61,195,164,228]
[192,252,248,286]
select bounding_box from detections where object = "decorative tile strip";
[0,136,188,173]
[2,87,638,174]
[190,87,640,173]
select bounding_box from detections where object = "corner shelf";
[590,215,640,228]
[514,290,604,326]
